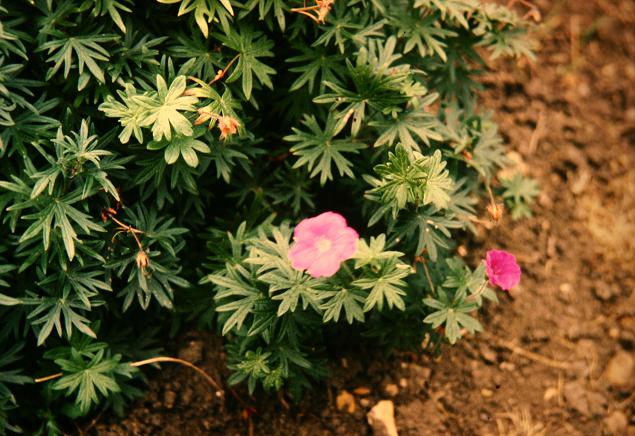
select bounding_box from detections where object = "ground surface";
[95,1,635,434]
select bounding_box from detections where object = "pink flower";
[485,250,521,290]
[288,212,359,278]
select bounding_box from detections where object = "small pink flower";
[485,250,521,290]
[288,212,359,278]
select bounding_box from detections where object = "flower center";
[315,237,332,254]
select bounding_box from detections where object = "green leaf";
[219,27,276,99]
[321,288,365,324]
[140,75,199,141]
[52,350,122,413]
[285,113,365,185]
[38,32,119,83]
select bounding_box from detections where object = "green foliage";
[500,173,539,219]
[0,0,534,431]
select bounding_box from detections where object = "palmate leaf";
[314,39,410,136]
[501,173,539,220]
[139,75,199,141]
[389,8,456,61]
[147,133,210,167]
[99,83,151,144]
[158,0,235,37]
[366,146,455,224]
[286,46,345,93]
[111,249,189,312]
[228,348,271,394]
[22,286,98,346]
[395,207,466,261]
[354,265,410,312]
[240,0,288,31]
[352,234,403,268]
[320,288,366,324]
[211,263,265,335]
[218,27,276,99]
[52,348,122,413]
[285,113,365,185]
[86,0,133,33]
[414,0,479,29]
[313,9,385,54]
[30,120,122,201]
[38,30,119,84]
[370,106,444,150]
[9,187,105,261]
[423,289,483,344]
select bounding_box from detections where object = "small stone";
[384,383,399,397]
[360,398,371,408]
[180,387,193,406]
[480,344,498,364]
[564,382,606,417]
[336,390,356,414]
[178,339,204,364]
[604,410,628,435]
[353,387,372,396]
[609,328,620,339]
[604,350,634,387]
[367,400,398,436]
[500,361,516,372]
[594,287,613,301]
[559,283,573,293]
[543,387,558,401]
[403,363,430,391]
[398,377,408,389]
[163,390,177,409]
[594,283,619,301]
[480,388,494,398]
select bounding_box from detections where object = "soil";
[94,0,635,434]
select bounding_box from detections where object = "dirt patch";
[94,0,635,434]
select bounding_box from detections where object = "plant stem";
[466,279,488,304]
[34,356,224,395]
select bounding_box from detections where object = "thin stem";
[130,357,223,394]
[109,215,144,250]
[34,356,224,395]
[420,258,436,295]
[465,279,488,304]
[210,54,240,84]
[34,372,63,383]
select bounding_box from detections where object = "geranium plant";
[0,0,534,431]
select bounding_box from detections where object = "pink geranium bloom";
[485,250,521,290]
[288,212,359,278]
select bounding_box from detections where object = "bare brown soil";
[95,1,635,434]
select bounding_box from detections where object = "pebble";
[499,362,516,372]
[563,381,606,417]
[353,387,371,396]
[479,344,498,364]
[604,350,634,387]
[384,383,399,397]
[593,282,620,301]
[178,339,204,364]
[480,388,494,398]
[180,387,193,406]
[603,410,628,435]
[367,400,398,436]
[163,390,177,409]
[336,390,356,414]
